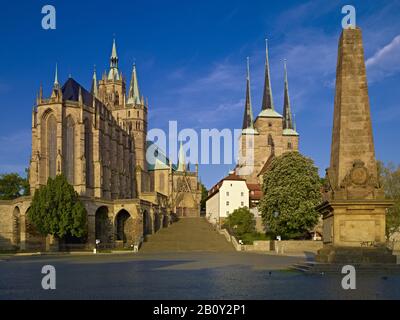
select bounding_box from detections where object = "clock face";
[351,167,368,185]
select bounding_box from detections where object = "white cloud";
[366,35,400,82]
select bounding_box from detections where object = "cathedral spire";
[282,60,294,130]
[261,39,274,111]
[91,65,98,97]
[127,63,140,105]
[242,57,255,130]
[108,38,120,81]
[177,140,186,172]
[110,38,118,68]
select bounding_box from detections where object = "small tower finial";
[54,63,59,88]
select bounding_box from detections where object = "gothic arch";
[64,115,75,185]
[115,209,134,245]
[12,206,20,246]
[143,210,151,235]
[84,118,94,188]
[153,211,160,233]
[47,114,57,179]
[95,206,111,246]
[40,110,58,180]
[267,134,274,147]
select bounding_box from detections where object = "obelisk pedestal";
[316,27,395,263]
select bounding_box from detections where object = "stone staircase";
[139,217,234,253]
[291,261,400,275]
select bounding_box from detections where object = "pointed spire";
[108,38,120,81]
[54,63,59,89]
[261,39,274,111]
[242,57,255,130]
[110,38,118,66]
[127,63,141,105]
[177,140,186,172]
[91,65,98,97]
[282,59,294,130]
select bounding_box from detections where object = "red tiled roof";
[247,183,263,200]
[207,172,246,200]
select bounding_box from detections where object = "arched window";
[288,142,293,150]
[65,116,75,184]
[84,119,93,188]
[47,114,57,178]
[137,111,139,118]
[115,92,119,105]
[267,134,274,147]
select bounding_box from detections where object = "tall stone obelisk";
[316,27,395,263]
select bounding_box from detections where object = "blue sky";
[0,0,399,189]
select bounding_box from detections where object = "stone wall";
[272,240,323,254]
[0,202,13,250]
[243,240,271,252]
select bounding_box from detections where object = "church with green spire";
[236,40,300,187]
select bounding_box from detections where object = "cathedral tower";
[98,39,126,109]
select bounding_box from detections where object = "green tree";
[259,152,322,239]
[378,161,400,238]
[0,172,30,200]
[28,175,87,239]
[225,207,255,237]
[200,183,208,211]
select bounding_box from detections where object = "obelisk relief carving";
[317,27,395,264]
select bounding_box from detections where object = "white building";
[206,172,249,226]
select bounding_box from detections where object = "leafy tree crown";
[259,152,322,239]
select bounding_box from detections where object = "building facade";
[236,41,300,185]
[206,172,249,226]
[0,40,201,251]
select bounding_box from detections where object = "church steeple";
[261,39,274,111]
[108,38,120,81]
[110,38,118,68]
[242,57,255,130]
[127,63,140,105]
[51,64,62,100]
[282,60,294,130]
[91,66,98,97]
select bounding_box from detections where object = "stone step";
[140,217,234,253]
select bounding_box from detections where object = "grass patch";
[236,232,272,245]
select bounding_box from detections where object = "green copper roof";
[257,108,282,118]
[282,128,299,136]
[241,127,259,135]
[146,141,177,171]
[127,63,141,105]
[108,38,120,81]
